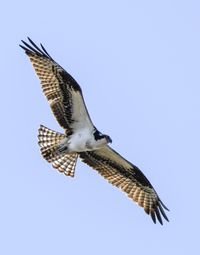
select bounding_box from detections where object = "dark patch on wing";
[59,70,82,92]
[59,82,74,125]
[49,65,74,125]
[80,150,153,188]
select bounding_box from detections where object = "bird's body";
[57,128,109,153]
[20,38,169,225]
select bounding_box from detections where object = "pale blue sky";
[1,0,200,254]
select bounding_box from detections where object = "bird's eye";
[94,130,104,140]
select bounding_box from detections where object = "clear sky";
[1,0,200,254]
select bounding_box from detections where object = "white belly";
[67,129,96,152]
[58,128,108,153]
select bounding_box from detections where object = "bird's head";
[104,135,112,144]
[93,130,112,145]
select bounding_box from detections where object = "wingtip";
[147,200,169,225]
[19,43,27,51]
[27,37,36,46]
[19,39,32,54]
[19,37,53,60]
[151,211,157,224]
[159,199,170,211]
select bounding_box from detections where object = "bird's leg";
[56,137,69,153]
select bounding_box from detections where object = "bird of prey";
[20,38,169,225]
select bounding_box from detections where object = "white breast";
[67,128,94,152]
[66,128,108,153]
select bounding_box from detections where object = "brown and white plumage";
[38,125,78,177]
[20,38,93,136]
[20,38,169,224]
[80,147,169,224]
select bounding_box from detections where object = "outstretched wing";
[79,146,169,225]
[20,38,94,134]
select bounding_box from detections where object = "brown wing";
[20,38,94,135]
[79,146,169,225]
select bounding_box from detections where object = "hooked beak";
[106,136,112,144]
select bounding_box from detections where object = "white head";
[93,129,112,148]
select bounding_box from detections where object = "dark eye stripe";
[93,130,103,140]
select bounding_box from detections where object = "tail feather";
[38,125,78,177]
[38,125,65,162]
[52,153,78,177]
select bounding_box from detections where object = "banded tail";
[38,125,78,177]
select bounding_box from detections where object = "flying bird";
[20,38,169,225]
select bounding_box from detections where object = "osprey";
[20,38,169,225]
